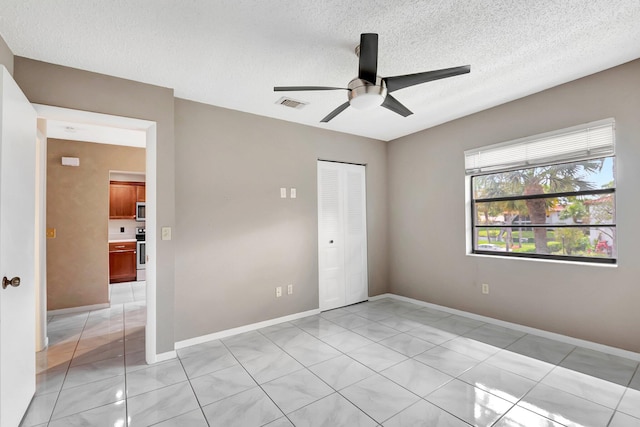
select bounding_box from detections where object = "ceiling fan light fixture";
[348,78,387,111]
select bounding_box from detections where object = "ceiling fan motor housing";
[348,77,387,110]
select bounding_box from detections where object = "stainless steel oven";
[136,241,146,270]
[136,227,146,281]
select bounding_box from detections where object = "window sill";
[466,252,618,267]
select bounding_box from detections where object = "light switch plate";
[161,227,172,241]
[290,188,296,198]
[280,188,287,198]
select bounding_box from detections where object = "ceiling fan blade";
[320,102,350,123]
[383,65,471,93]
[358,33,378,84]
[381,94,413,117]
[274,86,348,91]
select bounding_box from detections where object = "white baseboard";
[175,308,321,350]
[47,303,110,316]
[373,293,640,362]
[145,350,177,365]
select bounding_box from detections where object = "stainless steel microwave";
[136,202,146,222]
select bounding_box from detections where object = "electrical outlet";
[120,227,125,233]
[280,188,287,198]
[481,283,489,294]
[287,284,293,295]
[290,188,297,199]
[276,286,282,297]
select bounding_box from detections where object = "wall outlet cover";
[161,227,172,240]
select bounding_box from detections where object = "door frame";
[32,105,159,362]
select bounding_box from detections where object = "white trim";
[143,124,157,365]
[465,252,618,267]
[374,293,640,362]
[47,303,110,316]
[33,105,158,367]
[146,350,177,365]
[175,309,320,350]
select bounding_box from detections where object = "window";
[466,119,616,264]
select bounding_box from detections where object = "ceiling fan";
[274,33,470,123]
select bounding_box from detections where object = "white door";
[0,66,37,427]
[318,161,368,311]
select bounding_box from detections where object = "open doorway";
[33,104,158,362]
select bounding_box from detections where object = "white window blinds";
[464,118,615,175]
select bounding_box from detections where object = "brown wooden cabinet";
[109,181,145,219]
[136,184,145,202]
[109,241,137,283]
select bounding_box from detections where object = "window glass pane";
[474,226,615,259]
[474,194,615,226]
[472,157,615,199]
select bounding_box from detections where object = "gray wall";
[0,34,13,75]
[174,99,388,341]
[14,57,177,354]
[7,23,638,354]
[388,59,640,353]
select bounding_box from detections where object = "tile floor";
[22,288,640,426]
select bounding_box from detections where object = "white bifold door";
[317,160,368,311]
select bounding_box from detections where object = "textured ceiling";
[1,1,639,141]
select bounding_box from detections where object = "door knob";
[2,276,21,289]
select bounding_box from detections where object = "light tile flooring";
[22,290,640,426]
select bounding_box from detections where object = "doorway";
[32,104,158,362]
[317,160,368,311]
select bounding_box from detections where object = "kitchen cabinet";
[136,184,145,202]
[109,241,137,283]
[109,181,145,219]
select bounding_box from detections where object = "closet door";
[343,165,368,305]
[318,161,367,311]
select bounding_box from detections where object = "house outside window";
[465,119,616,264]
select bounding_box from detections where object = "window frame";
[469,158,617,264]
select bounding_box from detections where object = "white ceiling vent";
[276,97,307,110]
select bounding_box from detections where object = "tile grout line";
[38,297,639,427]
[217,338,295,426]
[43,310,92,425]
[43,293,140,425]
[175,355,211,427]
[605,362,640,427]
[261,309,452,425]
[257,321,380,425]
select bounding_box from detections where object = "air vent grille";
[276,97,307,109]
